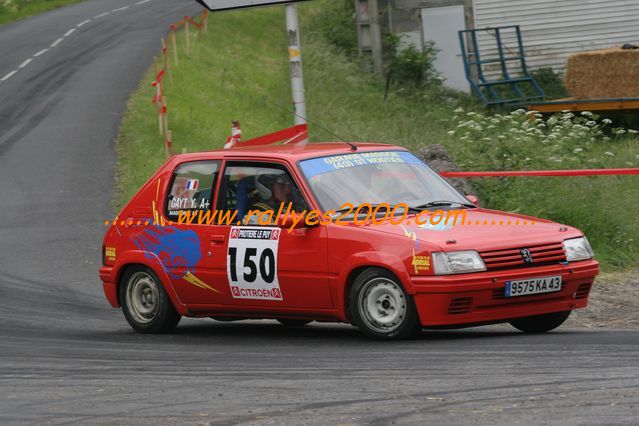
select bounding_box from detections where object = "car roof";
[170,142,409,164]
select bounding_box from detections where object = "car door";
[213,161,333,310]
[159,158,235,305]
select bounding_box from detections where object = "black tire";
[277,319,312,327]
[509,310,571,333]
[349,267,421,340]
[119,266,181,333]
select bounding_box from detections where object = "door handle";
[210,234,226,243]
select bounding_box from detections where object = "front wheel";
[509,310,571,333]
[349,268,421,340]
[120,266,181,333]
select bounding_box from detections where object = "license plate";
[505,275,562,298]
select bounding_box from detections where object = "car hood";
[355,208,581,252]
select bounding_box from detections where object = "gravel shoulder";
[567,268,639,330]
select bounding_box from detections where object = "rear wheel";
[120,266,181,333]
[277,319,312,327]
[349,267,421,340]
[509,310,571,333]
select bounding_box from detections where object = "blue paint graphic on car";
[132,226,202,279]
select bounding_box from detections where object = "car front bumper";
[411,259,599,327]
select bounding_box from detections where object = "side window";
[218,163,309,224]
[166,161,220,220]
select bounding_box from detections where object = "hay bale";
[565,48,639,99]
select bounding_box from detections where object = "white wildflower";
[573,148,583,153]
[580,111,593,116]
[604,151,615,157]
[447,130,455,135]
[602,118,612,124]
[454,107,464,113]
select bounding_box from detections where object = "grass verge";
[0,0,85,26]
[116,1,638,270]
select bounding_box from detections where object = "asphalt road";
[0,1,638,424]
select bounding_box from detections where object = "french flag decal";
[186,179,199,190]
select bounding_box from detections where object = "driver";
[244,173,301,224]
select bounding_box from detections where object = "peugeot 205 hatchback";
[100,143,599,339]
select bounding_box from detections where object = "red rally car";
[100,142,599,340]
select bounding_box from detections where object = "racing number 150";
[228,247,275,283]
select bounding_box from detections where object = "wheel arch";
[113,251,189,316]
[337,252,415,322]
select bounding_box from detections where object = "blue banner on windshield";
[299,151,422,179]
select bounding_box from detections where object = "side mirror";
[278,214,308,229]
[466,194,479,206]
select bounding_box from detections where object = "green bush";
[312,0,357,58]
[531,67,569,100]
[384,33,441,89]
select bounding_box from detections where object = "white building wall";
[472,0,639,75]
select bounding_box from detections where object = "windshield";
[298,150,469,211]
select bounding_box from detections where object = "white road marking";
[6,0,154,86]
[1,70,17,82]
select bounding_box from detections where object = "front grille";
[574,283,592,299]
[480,242,566,271]
[448,297,473,315]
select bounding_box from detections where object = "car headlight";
[563,237,594,262]
[432,251,486,275]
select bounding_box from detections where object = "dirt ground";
[567,268,639,330]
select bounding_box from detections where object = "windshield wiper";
[412,200,476,210]
[328,203,421,217]
[368,203,422,214]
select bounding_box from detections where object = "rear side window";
[166,161,220,220]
